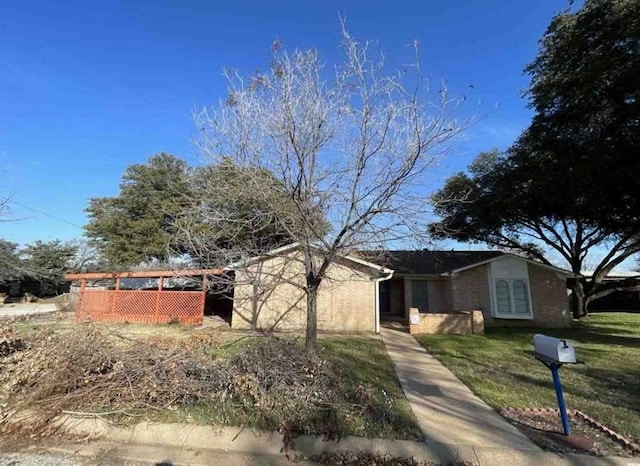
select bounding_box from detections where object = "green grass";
[317,337,423,440]
[415,312,640,444]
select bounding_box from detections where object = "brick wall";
[450,265,491,314]
[450,262,571,328]
[527,264,571,328]
[232,252,376,332]
[408,307,484,335]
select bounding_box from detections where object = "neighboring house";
[231,245,573,333]
[576,271,640,312]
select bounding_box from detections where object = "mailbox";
[533,334,576,363]
[529,334,581,436]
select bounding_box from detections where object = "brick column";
[409,307,420,334]
[471,310,485,335]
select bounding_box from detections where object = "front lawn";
[155,336,422,441]
[1,318,422,443]
[318,337,422,440]
[416,312,640,444]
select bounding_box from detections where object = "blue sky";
[0,0,570,245]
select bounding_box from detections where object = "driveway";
[0,303,59,320]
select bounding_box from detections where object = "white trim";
[487,260,535,320]
[372,270,394,334]
[493,313,535,320]
[445,253,575,276]
[228,242,303,269]
[580,270,640,279]
[345,254,394,275]
[374,280,380,334]
[387,273,444,279]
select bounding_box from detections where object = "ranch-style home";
[68,244,573,334]
[231,244,573,334]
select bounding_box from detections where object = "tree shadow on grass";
[483,325,640,348]
[504,367,640,417]
[318,338,424,441]
[566,327,640,348]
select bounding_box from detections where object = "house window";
[411,280,429,312]
[494,279,532,317]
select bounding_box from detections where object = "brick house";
[375,250,573,334]
[231,244,392,333]
[231,245,573,334]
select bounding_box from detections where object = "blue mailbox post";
[526,335,583,436]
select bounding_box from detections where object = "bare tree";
[187,24,468,353]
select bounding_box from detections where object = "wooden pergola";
[65,269,225,325]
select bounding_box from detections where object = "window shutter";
[495,280,511,314]
[512,280,530,314]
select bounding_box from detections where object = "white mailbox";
[533,334,576,364]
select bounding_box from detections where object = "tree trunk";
[305,279,320,355]
[251,281,259,331]
[570,280,588,319]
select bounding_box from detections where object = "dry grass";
[309,452,471,465]
[0,319,422,445]
[11,316,197,340]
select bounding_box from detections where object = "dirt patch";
[309,452,471,465]
[500,408,640,458]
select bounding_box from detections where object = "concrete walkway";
[381,327,539,451]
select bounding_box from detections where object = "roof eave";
[232,242,392,275]
[442,253,575,276]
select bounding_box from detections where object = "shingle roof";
[362,250,505,275]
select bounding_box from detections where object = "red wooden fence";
[76,289,205,324]
[66,268,224,325]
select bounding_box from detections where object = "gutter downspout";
[373,270,394,334]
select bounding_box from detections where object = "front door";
[379,280,391,314]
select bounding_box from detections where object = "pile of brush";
[0,323,367,444]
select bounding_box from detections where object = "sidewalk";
[380,327,539,450]
[51,420,634,465]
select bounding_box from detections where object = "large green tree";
[174,158,327,268]
[431,0,640,318]
[0,239,23,283]
[520,0,640,229]
[85,153,193,267]
[431,149,640,318]
[85,153,307,269]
